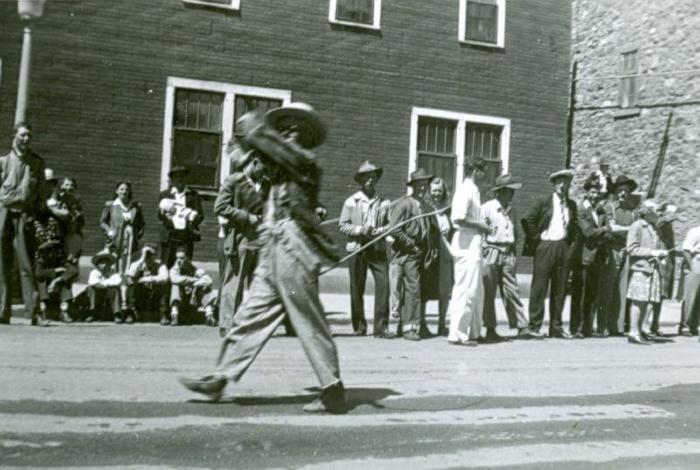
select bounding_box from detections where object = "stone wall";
[571,0,700,239]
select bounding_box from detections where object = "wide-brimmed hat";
[238,111,317,184]
[92,249,117,267]
[549,169,575,183]
[44,168,57,182]
[612,175,638,192]
[168,165,190,177]
[492,174,522,192]
[406,168,434,186]
[353,161,383,184]
[265,102,327,149]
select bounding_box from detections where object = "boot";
[303,381,348,414]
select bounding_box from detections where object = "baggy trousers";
[528,239,571,334]
[569,261,602,335]
[0,208,37,319]
[448,250,483,342]
[349,248,389,334]
[681,259,700,333]
[218,220,341,389]
[219,248,258,331]
[389,254,422,333]
[482,246,527,330]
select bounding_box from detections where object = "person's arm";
[626,223,663,258]
[387,200,417,250]
[152,264,169,284]
[88,269,102,287]
[191,190,204,229]
[169,265,193,286]
[133,204,145,239]
[338,198,367,237]
[99,202,115,238]
[522,199,542,241]
[214,174,256,228]
[451,185,489,234]
[103,273,122,287]
[578,207,607,239]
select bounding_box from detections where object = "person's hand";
[54,267,67,274]
[651,249,668,258]
[107,229,117,239]
[48,278,61,293]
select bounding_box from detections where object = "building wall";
[571,0,700,238]
[0,0,571,261]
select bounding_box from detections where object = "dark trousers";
[88,285,120,320]
[349,248,389,334]
[570,261,603,335]
[0,208,37,319]
[529,240,571,333]
[391,254,422,332]
[127,283,168,320]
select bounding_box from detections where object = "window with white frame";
[181,0,240,11]
[409,107,510,195]
[329,0,382,30]
[619,50,639,108]
[458,0,506,48]
[161,77,291,192]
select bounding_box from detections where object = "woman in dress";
[625,200,669,345]
[422,177,453,336]
[100,181,145,279]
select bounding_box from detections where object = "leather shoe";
[591,331,609,338]
[114,313,124,324]
[373,330,396,339]
[60,312,74,323]
[572,332,585,339]
[628,334,651,345]
[160,315,170,326]
[448,339,478,347]
[437,326,449,337]
[403,331,421,341]
[303,381,347,414]
[484,329,509,343]
[179,375,227,401]
[550,330,572,339]
[352,328,367,336]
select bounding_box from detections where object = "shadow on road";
[228,387,401,411]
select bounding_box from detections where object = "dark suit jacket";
[214,172,269,256]
[158,186,204,245]
[575,201,611,266]
[521,193,578,257]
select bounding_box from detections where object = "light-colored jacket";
[338,191,391,252]
[626,219,666,274]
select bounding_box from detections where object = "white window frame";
[182,0,240,11]
[329,0,382,30]
[458,0,506,48]
[409,106,511,194]
[161,76,291,192]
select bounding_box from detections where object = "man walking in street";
[679,223,700,336]
[158,166,203,268]
[388,168,433,341]
[522,169,578,339]
[481,174,534,341]
[181,106,347,414]
[0,123,46,326]
[446,159,490,346]
[339,161,393,338]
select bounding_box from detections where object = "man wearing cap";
[522,169,578,339]
[0,122,46,325]
[481,174,534,341]
[87,250,123,322]
[158,165,204,268]
[387,168,434,341]
[215,148,271,334]
[569,177,612,338]
[600,175,639,335]
[446,159,491,346]
[126,245,169,324]
[339,161,392,338]
[181,106,347,414]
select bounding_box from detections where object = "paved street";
[2,295,700,469]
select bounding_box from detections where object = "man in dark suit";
[570,177,612,338]
[522,169,578,339]
[158,166,204,268]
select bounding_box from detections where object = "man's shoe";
[124,313,135,324]
[114,313,124,324]
[373,330,397,339]
[403,330,421,341]
[205,315,217,327]
[516,328,536,340]
[179,375,227,402]
[59,311,74,323]
[527,329,546,340]
[591,331,609,338]
[550,330,572,339]
[303,382,347,414]
[641,331,674,343]
[352,327,367,336]
[170,314,179,326]
[448,339,478,347]
[628,334,651,345]
[33,312,49,327]
[437,326,449,337]
[160,315,170,326]
[0,316,10,325]
[678,328,692,337]
[484,329,509,343]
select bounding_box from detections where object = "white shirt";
[541,193,569,241]
[88,269,122,287]
[481,199,515,244]
[450,178,482,256]
[582,199,599,226]
[682,226,700,261]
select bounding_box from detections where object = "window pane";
[336,0,374,25]
[619,51,639,107]
[465,123,502,192]
[465,1,497,43]
[418,154,456,195]
[233,95,283,136]
[174,89,224,131]
[417,117,456,156]
[172,129,222,188]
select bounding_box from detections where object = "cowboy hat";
[612,175,638,192]
[548,169,575,183]
[492,174,522,192]
[265,102,327,149]
[353,161,383,184]
[406,168,434,186]
[168,165,190,177]
[238,111,317,184]
[92,249,117,267]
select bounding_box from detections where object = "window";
[409,107,510,195]
[181,0,240,10]
[619,50,639,108]
[458,0,506,48]
[329,0,382,30]
[162,77,291,193]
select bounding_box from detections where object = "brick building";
[571,0,700,237]
[0,0,571,261]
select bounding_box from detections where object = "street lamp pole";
[15,0,47,125]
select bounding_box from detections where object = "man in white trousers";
[447,159,491,346]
